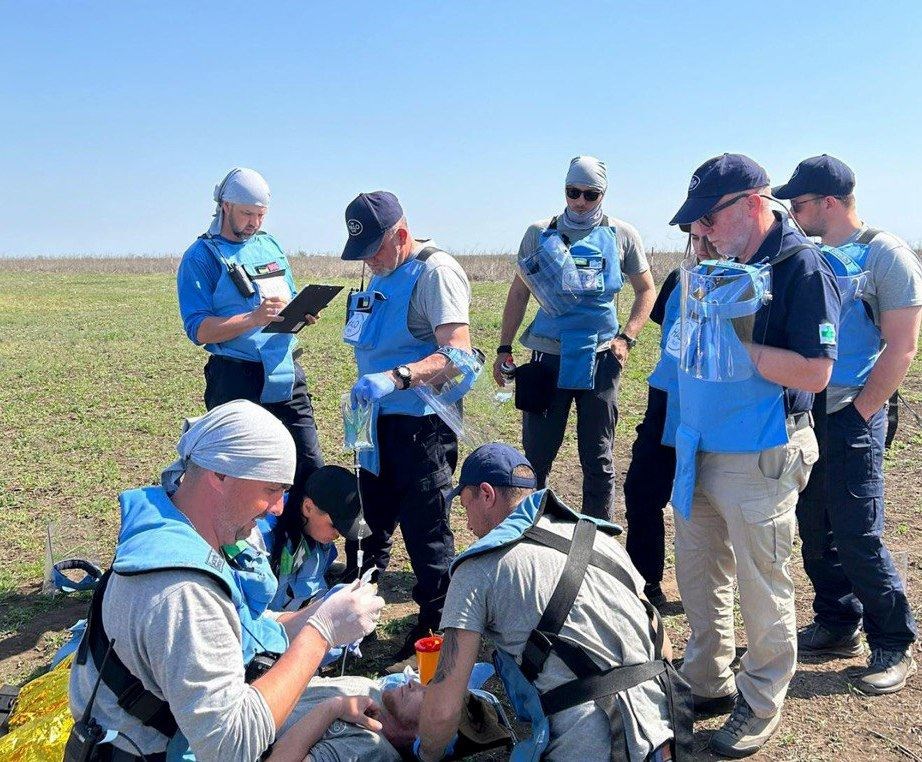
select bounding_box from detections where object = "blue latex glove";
[351,372,397,408]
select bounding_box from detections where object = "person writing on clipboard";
[177,167,326,569]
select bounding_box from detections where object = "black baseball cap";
[772,154,856,199]
[341,191,404,261]
[447,443,537,502]
[670,153,770,226]
[304,465,362,540]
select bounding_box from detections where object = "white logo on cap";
[688,175,700,192]
[347,219,363,236]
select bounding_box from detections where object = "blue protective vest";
[526,221,624,389]
[451,490,691,761]
[199,232,298,404]
[342,248,441,474]
[669,256,794,520]
[647,285,682,447]
[255,516,336,611]
[82,488,290,759]
[821,241,881,389]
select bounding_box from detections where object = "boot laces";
[724,699,755,735]
[869,648,903,670]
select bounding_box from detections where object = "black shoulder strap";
[857,227,882,245]
[78,570,178,739]
[770,242,813,267]
[416,245,442,262]
[548,216,558,230]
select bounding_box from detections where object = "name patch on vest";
[206,549,225,573]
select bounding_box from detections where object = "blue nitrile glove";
[351,372,397,408]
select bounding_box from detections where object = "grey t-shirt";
[827,224,922,412]
[69,569,276,760]
[517,215,649,354]
[279,676,401,762]
[440,512,672,761]
[406,239,471,342]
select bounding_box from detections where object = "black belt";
[788,411,813,431]
[211,348,303,364]
[95,745,167,762]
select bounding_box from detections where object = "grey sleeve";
[516,224,544,260]
[142,581,276,761]
[616,221,650,276]
[439,561,491,634]
[868,236,922,313]
[411,258,471,331]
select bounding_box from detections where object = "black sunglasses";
[698,193,750,228]
[565,187,603,202]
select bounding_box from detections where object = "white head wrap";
[208,167,271,236]
[161,400,295,496]
[563,156,608,230]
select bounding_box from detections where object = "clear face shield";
[678,260,772,381]
[516,232,581,316]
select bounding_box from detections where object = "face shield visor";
[678,260,772,382]
[517,232,581,316]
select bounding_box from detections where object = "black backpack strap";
[416,245,442,262]
[857,227,882,245]
[519,519,595,681]
[80,570,178,739]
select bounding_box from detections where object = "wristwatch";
[393,364,412,390]
[616,332,637,350]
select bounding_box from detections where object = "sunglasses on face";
[697,193,750,228]
[566,187,602,202]
[790,196,825,213]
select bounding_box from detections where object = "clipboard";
[262,284,345,334]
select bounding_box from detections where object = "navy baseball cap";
[304,465,363,541]
[447,443,537,502]
[670,153,770,226]
[772,155,855,199]
[341,191,404,261]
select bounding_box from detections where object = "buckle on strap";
[521,631,554,681]
[116,680,166,724]
[788,410,813,432]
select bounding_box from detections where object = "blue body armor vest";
[255,515,336,611]
[74,487,289,760]
[199,232,298,404]
[342,247,441,474]
[821,239,881,389]
[647,285,682,447]
[526,220,624,389]
[451,490,692,761]
[668,249,808,519]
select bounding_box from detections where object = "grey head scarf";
[562,155,608,230]
[208,167,271,237]
[161,399,295,496]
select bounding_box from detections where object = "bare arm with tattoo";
[416,628,481,761]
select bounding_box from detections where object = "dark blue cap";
[772,155,855,199]
[341,191,404,261]
[447,443,537,502]
[670,153,770,226]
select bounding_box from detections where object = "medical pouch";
[514,360,557,415]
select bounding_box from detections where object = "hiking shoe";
[853,648,917,695]
[709,696,781,758]
[644,583,668,612]
[693,691,737,719]
[797,621,862,658]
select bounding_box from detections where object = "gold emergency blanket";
[0,655,74,760]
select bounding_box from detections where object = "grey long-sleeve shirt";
[69,569,276,759]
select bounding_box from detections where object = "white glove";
[307,580,384,647]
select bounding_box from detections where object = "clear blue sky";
[3,1,921,257]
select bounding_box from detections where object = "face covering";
[562,155,607,229]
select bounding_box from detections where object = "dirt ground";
[2,381,920,760]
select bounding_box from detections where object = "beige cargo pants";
[674,421,819,718]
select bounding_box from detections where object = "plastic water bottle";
[495,360,516,404]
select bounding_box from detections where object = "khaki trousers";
[674,423,818,718]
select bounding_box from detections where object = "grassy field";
[0,255,919,759]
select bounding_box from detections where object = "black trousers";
[623,387,676,587]
[203,354,325,546]
[346,414,457,627]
